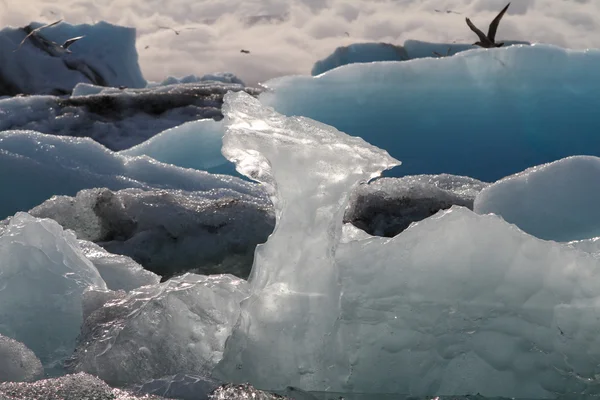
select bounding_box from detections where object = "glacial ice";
[0,335,43,383]
[263,44,600,181]
[0,82,261,151]
[0,212,106,374]
[214,91,399,389]
[0,129,264,219]
[474,156,600,242]
[344,174,487,237]
[0,21,145,95]
[69,273,249,386]
[29,187,274,278]
[77,240,160,291]
[120,119,238,175]
[312,40,530,76]
[213,91,600,398]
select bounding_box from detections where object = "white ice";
[214,91,600,398]
[474,156,600,242]
[70,273,249,386]
[77,240,160,291]
[0,212,106,374]
[214,91,399,389]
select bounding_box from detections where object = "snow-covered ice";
[0,129,264,219]
[69,273,249,386]
[0,212,106,375]
[263,44,600,181]
[474,156,600,242]
[0,335,43,383]
[0,21,145,95]
[345,174,488,237]
[29,187,274,279]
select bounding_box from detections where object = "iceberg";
[262,44,600,182]
[0,21,145,95]
[69,273,249,386]
[0,129,264,219]
[474,156,600,242]
[29,187,274,279]
[214,91,399,389]
[312,40,531,76]
[0,212,106,375]
[0,335,43,383]
[214,91,600,398]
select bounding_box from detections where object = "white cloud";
[1,0,599,86]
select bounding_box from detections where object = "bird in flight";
[465,3,511,48]
[157,25,196,35]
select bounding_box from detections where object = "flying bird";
[435,9,461,14]
[240,49,250,54]
[465,3,511,48]
[61,36,85,52]
[157,25,196,35]
[14,19,62,52]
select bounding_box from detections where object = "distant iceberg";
[312,39,531,75]
[0,21,146,95]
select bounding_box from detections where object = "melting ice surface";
[214,92,600,398]
[474,156,600,242]
[262,44,600,182]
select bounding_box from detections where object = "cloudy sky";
[1,0,599,85]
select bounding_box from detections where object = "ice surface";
[120,119,238,175]
[0,212,106,375]
[0,21,145,95]
[77,240,160,291]
[0,82,261,151]
[0,372,163,400]
[134,373,221,400]
[214,91,399,389]
[69,273,249,386]
[263,44,600,181]
[312,40,530,76]
[474,156,600,242]
[0,335,43,383]
[0,129,264,219]
[212,92,600,397]
[147,72,246,87]
[30,187,274,279]
[344,174,488,237]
